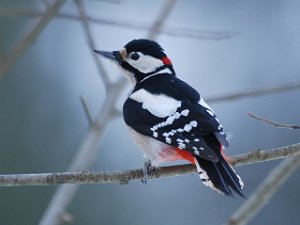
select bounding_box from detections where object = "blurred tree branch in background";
[0,7,236,41]
[226,154,300,225]
[0,142,299,186]
[206,81,300,104]
[0,0,67,79]
[249,112,300,129]
[225,114,300,225]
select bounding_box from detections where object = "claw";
[142,159,153,184]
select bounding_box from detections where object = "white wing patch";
[130,89,181,118]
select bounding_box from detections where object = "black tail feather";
[220,160,245,197]
[194,156,245,197]
[212,162,233,196]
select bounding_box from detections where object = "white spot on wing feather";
[190,120,198,127]
[165,137,171,144]
[183,120,197,132]
[181,109,189,116]
[199,97,215,114]
[206,109,214,116]
[184,124,192,132]
[178,143,186,149]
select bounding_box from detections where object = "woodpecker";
[94,39,244,196]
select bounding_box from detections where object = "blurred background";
[0,0,300,225]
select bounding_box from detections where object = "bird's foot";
[142,159,153,184]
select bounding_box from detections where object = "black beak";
[93,50,122,63]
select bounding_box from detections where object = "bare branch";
[229,142,300,166]
[74,0,111,88]
[226,154,300,225]
[206,81,300,104]
[0,142,299,187]
[0,8,235,41]
[0,0,67,79]
[248,112,300,129]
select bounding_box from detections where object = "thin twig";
[74,0,111,88]
[248,112,300,129]
[1,142,299,187]
[226,154,300,225]
[0,9,235,41]
[206,82,300,103]
[0,1,67,79]
[229,142,300,166]
[79,96,94,125]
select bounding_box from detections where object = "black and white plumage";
[94,39,244,197]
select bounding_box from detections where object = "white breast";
[127,126,180,166]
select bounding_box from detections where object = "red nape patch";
[161,57,172,65]
[176,148,195,164]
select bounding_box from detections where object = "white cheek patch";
[126,53,164,74]
[129,89,181,118]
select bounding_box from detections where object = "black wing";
[123,96,228,162]
[123,75,228,162]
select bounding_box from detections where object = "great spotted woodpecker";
[94,39,244,196]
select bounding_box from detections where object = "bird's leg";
[142,159,153,184]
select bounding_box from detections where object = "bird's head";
[94,39,175,85]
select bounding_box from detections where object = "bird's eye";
[130,52,140,60]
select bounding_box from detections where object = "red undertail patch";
[176,148,195,164]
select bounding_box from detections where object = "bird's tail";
[194,155,244,197]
